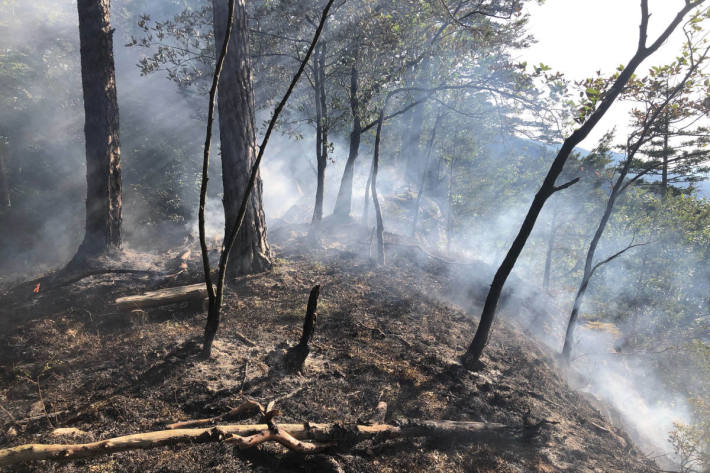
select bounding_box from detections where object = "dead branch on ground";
[0,416,540,467]
[115,283,212,310]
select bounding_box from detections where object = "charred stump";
[286,284,320,372]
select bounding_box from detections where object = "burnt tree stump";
[286,284,320,372]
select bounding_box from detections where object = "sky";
[522,0,693,146]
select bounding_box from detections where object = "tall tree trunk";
[446,155,456,255]
[73,0,121,261]
[371,110,385,265]
[0,141,10,210]
[411,111,442,237]
[561,151,636,360]
[661,114,670,198]
[542,209,558,292]
[212,0,271,277]
[363,157,373,225]
[401,59,431,185]
[312,40,328,224]
[332,62,361,219]
[460,1,699,366]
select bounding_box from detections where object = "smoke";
[0,0,209,276]
[1,1,706,470]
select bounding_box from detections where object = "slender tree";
[332,60,361,219]
[312,38,329,224]
[411,110,443,237]
[462,0,706,368]
[200,0,335,356]
[72,0,122,262]
[0,140,10,211]
[562,40,710,360]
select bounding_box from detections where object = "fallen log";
[0,419,531,467]
[115,283,211,310]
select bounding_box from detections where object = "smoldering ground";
[0,1,707,470]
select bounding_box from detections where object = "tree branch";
[551,177,580,194]
[0,418,542,467]
[590,241,651,277]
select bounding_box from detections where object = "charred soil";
[0,225,658,472]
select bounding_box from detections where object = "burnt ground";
[0,222,659,473]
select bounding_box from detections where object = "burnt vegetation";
[1,0,710,472]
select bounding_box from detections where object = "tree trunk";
[411,111,442,237]
[332,62,361,219]
[461,12,692,366]
[446,155,456,255]
[402,59,431,184]
[542,210,558,292]
[561,151,633,360]
[312,40,328,224]
[371,110,385,265]
[363,157,373,225]
[661,114,670,198]
[73,0,121,261]
[212,0,271,277]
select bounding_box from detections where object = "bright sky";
[522,0,692,146]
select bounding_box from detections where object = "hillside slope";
[0,225,658,472]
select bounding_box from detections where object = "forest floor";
[0,221,660,473]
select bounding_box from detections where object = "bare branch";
[590,241,652,277]
[551,177,580,194]
[639,0,650,50]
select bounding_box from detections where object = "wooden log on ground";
[0,419,529,467]
[115,283,212,310]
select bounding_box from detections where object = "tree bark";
[312,40,328,224]
[73,0,122,260]
[661,114,670,198]
[411,111,442,237]
[299,284,320,347]
[287,284,321,371]
[212,0,272,277]
[371,110,385,265]
[332,62,361,219]
[402,58,431,184]
[363,157,373,225]
[446,155,456,255]
[201,0,334,356]
[542,209,558,292]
